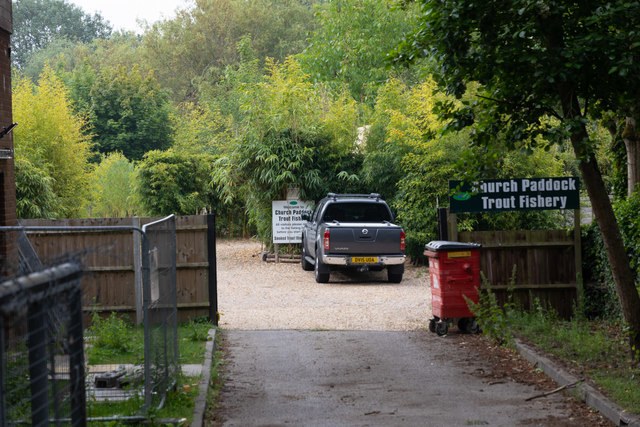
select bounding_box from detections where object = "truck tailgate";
[327,224,403,254]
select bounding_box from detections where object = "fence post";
[207,214,218,326]
[437,207,448,240]
[133,217,143,325]
[141,230,152,410]
[68,286,87,425]
[0,318,6,423]
[27,303,49,425]
[574,209,583,310]
[447,209,458,242]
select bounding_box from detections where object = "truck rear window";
[322,202,392,223]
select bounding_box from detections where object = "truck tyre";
[301,240,313,271]
[387,265,404,283]
[315,251,330,283]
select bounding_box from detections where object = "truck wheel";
[301,240,313,271]
[315,253,330,283]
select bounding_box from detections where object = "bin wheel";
[435,321,448,337]
[467,319,479,334]
[428,318,436,333]
[458,317,479,334]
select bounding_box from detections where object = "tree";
[12,0,112,69]
[82,65,173,160]
[621,113,640,197]
[397,1,640,356]
[299,0,420,105]
[212,57,361,242]
[13,68,93,218]
[14,157,57,218]
[140,0,317,102]
[137,149,217,216]
[23,31,143,82]
[90,152,139,217]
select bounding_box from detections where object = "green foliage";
[90,152,139,217]
[581,222,623,320]
[581,191,640,321]
[510,314,640,414]
[299,0,420,105]
[14,156,57,218]
[12,0,112,69]
[184,317,214,342]
[468,269,519,346]
[213,57,362,243]
[372,78,567,260]
[614,190,640,277]
[171,102,232,156]
[84,64,174,160]
[141,0,317,101]
[13,68,93,218]
[86,312,137,364]
[137,149,217,216]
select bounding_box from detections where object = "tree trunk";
[570,118,640,358]
[622,116,640,197]
[540,13,640,358]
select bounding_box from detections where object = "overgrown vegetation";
[85,313,216,422]
[471,285,640,414]
[86,313,213,365]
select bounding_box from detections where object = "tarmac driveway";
[209,240,609,426]
[212,330,584,426]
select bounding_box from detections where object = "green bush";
[87,312,134,355]
[581,190,640,321]
[614,190,640,278]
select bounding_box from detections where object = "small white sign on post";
[272,200,312,244]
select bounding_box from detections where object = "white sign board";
[272,200,312,244]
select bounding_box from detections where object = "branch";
[476,95,561,121]
[525,380,581,401]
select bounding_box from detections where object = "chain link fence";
[0,214,179,422]
[142,215,178,409]
[0,262,86,426]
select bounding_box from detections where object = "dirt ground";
[214,239,613,426]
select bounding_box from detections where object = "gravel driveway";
[216,239,431,331]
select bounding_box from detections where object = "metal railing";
[0,262,86,426]
[142,215,178,409]
[0,214,179,421]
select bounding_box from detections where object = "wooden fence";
[458,229,581,318]
[20,215,214,323]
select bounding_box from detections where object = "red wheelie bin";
[424,241,482,336]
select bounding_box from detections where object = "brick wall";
[0,0,15,274]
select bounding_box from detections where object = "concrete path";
[214,330,578,426]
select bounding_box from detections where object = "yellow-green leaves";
[13,67,93,218]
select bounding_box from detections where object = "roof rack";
[326,193,381,201]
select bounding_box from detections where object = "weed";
[468,267,518,346]
[185,317,214,342]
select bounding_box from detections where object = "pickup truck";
[300,193,406,283]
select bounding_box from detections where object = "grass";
[85,313,218,424]
[473,290,640,414]
[86,313,213,365]
[87,373,201,424]
[511,313,640,413]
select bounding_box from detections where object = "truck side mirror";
[301,212,310,221]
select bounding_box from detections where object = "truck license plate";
[352,257,377,263]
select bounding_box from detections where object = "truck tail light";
[323,230,330,250]
[400,231,406,251]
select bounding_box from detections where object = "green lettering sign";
[449,178,580,213]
